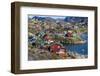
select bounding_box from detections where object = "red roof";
[50,44,62,52]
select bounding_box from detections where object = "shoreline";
[28,48,87,60]
[67,51,87,59]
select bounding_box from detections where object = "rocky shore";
[28,47,87,60]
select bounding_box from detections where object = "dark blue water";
[65,33,88,55]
